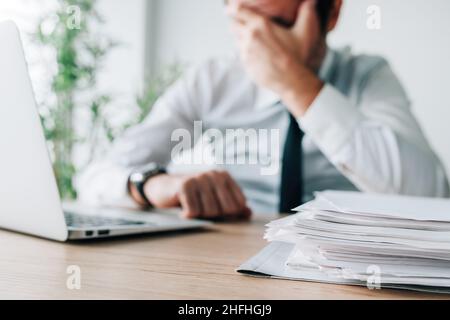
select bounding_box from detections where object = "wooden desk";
[0,215,446,300]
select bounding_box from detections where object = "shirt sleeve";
[299,61,450,198]
[76,64,206,207]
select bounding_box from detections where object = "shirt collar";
[255,47,336,109]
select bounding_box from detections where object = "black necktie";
[279,113,304,213]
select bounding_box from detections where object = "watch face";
[130,172,145,183]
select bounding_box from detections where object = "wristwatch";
[129,163,166,207]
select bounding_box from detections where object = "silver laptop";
[0,21,211,241]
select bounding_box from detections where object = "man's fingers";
[226,3,260,25]
[211,172,238,215]
[179,180,202,219]
[293,0,319,37]
[220,171,248,216]
[228,2,274,41]
[242,207,253,220]
[197,175,221,218]
[224,172,247,210]
[230,21,244,40]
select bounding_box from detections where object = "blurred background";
[1,0,449,198]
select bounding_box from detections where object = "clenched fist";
[136,171,252,220]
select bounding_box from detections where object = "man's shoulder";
[332,46,390,78]
[330,46,397,95]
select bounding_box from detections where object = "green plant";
[35,0,183,200]
[36,0,116,199]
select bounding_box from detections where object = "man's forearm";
[297,82,450,198]
[279,60,324,118]
[143,174,182,208]
[128,174,182,209]
[77,160,137,208]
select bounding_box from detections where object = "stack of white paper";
[238,191,450,293]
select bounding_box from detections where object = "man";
[78,0,449,219]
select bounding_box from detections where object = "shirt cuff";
[76,162,137,209]
[298,84,364,156]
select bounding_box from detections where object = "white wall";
[147,0,450,175]
[96,0,147,107]
[148,0,234,71]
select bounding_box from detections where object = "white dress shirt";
[77,46,450,214]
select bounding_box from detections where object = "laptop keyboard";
[64,212,147,228]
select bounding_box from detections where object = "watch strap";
[130,164,166,207]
